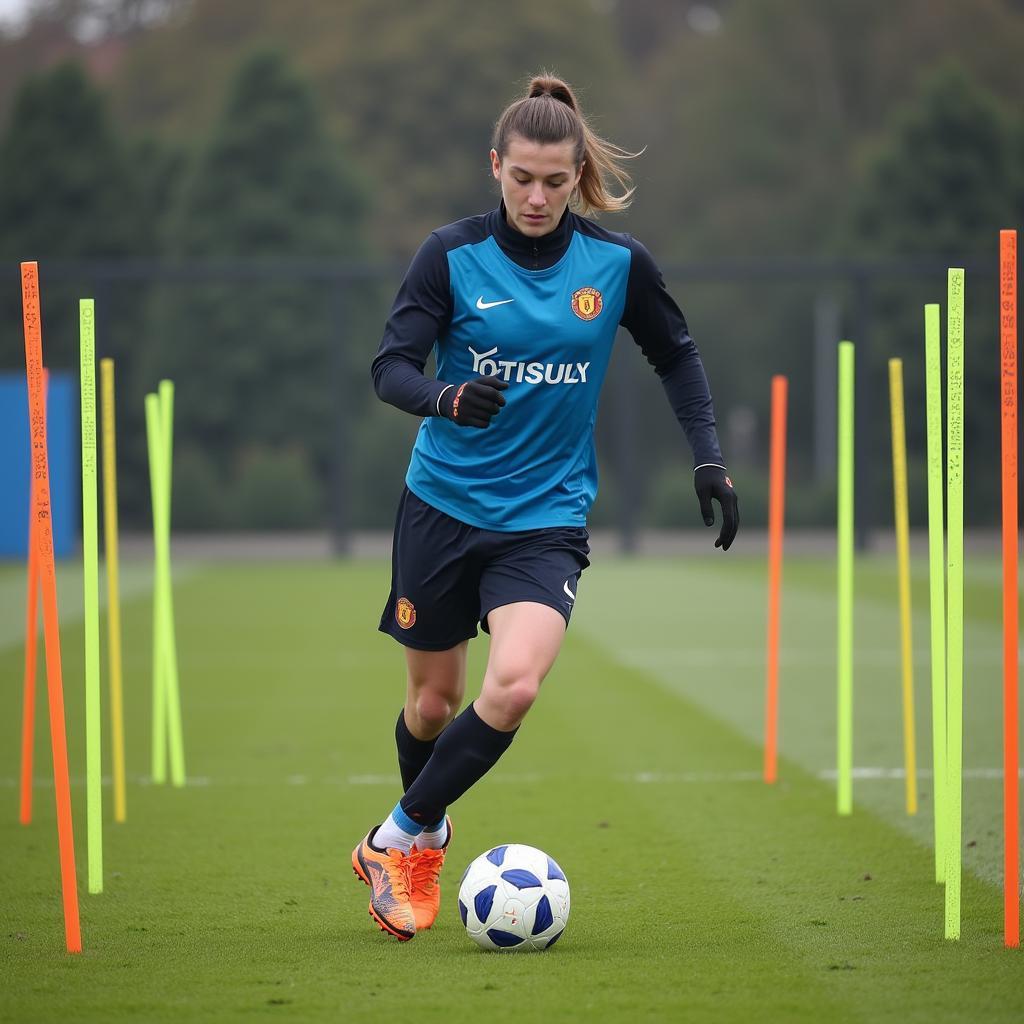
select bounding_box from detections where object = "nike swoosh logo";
[563,581,576,602]
[476,296,515,310]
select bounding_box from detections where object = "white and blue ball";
[457,844,570,951]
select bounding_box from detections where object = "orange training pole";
[1000,229,1019,948]
[19,464,40,824]
[19,370,48,826]
[21,263,82,953]
[764,374,788,783]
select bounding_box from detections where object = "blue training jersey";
[371,204,723,531]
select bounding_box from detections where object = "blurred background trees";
[0,60,146,365]
[1,0,1023,535]
[143,48,369,529]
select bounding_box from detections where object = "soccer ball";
[457,844,570,951]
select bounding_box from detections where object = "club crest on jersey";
[396,597,416,629]
[571,286,603,321]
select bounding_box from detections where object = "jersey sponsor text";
[468,345,590,385]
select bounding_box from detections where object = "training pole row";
[18,275,189,949]
[16,264,168,948]
[764,232,1020,946]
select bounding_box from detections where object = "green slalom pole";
[158,380,185,788]
[145,393,167,784]
[924,304,947,884]
[945,270,965,940]
[80,299,103,894]
[837,341,855,816]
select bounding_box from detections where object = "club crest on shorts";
[395,597,416,629]
[571,286,603,321]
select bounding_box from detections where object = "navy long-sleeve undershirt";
[371,205,724,468]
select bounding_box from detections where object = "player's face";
[491,136,583,237]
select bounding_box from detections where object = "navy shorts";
[379,487,591,651]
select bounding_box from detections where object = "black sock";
[399,703,518,827]
[396,709,437,792]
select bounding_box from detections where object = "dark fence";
[3,256,1004,553]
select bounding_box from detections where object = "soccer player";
[353,74,739,940]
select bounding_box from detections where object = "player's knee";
[413,690,458,734]
[492,674,541,726]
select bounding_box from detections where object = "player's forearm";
[371,231,454,419]
[372,355,450,418]
[656,343,724,467]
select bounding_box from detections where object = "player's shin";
[399,702,518,826]
[395,708,438,791]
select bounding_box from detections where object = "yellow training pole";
[945,268,966,940]
[889,358,917,816]
[924,305,946,882]
[837,341,855,816]
[80,300,103,894]
[145,394,167,784]
[100,359,126,823]
[158,380,185,787]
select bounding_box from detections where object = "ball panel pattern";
[474,884,496,923]
[531,895,553,935]
[500,868,542,889]
[457,844,570,952]
[485,845,509,867]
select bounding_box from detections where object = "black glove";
[438,376,508,428]
[694,464,739,551]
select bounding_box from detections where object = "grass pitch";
[2,549,1022,1022]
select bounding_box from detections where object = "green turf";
[2,554,1022,1022]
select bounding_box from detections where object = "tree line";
[1,0,1023,532]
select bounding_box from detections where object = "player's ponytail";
[492,73,640,215]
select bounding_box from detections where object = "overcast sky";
[0,0,29,28]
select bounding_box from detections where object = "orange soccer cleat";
[406,817,453,930]
[352,828,417,941]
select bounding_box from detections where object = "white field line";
[3,767,1017,789]
[622,768,1013,783]
[620,646,1024,668]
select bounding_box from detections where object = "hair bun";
[528,75,577,111]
